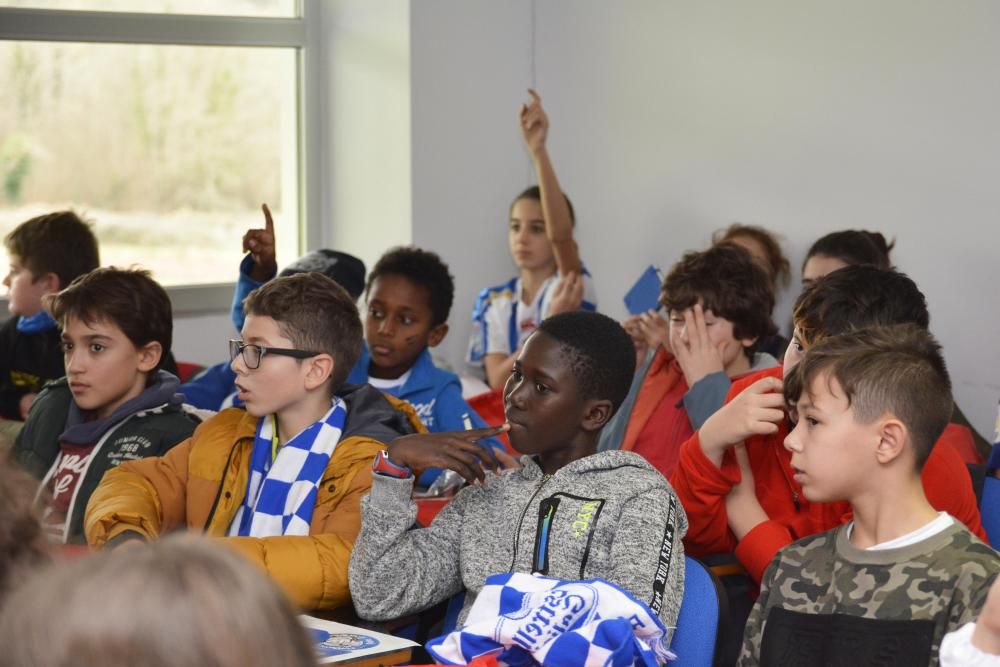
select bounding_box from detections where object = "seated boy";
[0,212,99,431]
[600,243,779,479]
[85,273,423,611]
[12,268,199,545]
[739,325,999,666]
[346,246,502,486]
[182,211,494,487]
[180,204,367,410]
[672,266,986,583]
[349,311,688,634]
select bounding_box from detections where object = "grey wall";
[405,0,1000,438]
[173,0,1000,438]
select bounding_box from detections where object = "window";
[0,3,311,298]
[0,0,296,18]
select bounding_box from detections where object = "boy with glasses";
[86,273,425,612]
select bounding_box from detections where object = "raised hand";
[242,203,277,282]
[672,304,726,388]
[637,309,671,352]
[547,272,584,317]
[623,315,649,366]
[699,376,785,467]
[387,425,510,485]
[520,89,549,157]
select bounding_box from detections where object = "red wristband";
[372,450,412,479]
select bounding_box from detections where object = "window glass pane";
[0,0,297,18]
[0,41,299,287]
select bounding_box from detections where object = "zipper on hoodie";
[532,496,560,575]
[510,473,551,572]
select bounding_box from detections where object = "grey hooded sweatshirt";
[349,449,688,634]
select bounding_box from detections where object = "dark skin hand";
[243,203,277,282]
[388,425,510,485]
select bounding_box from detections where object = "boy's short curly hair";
[4,211,100,289]
[660,243,777,358]
[792,266,928,349]
[364,246,454,326]
[245,272,362,392]
[784,324,951,469]
[47,267,172,372]
[535,311,636,416]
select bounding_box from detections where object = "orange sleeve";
[85,437,193,546]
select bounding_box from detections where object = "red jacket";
[669,366,987,583]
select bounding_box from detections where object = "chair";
[670,556,725,667]
[982,475,1000,548]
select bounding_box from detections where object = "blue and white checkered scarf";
[426,572,676,666]
[229,398,347,537]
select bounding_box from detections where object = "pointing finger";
[262,203,274,236]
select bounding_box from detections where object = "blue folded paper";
[624,265,663,315]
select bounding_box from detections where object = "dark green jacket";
[12,373,200,544]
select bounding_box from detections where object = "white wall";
[171,1,1000,437]
[321,0,413,270]
[173,312,233,366]
[410,0,536,372]
[406,0,1000,438]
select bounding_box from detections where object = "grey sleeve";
[348,473,471,621]
[682,371,732,430]
[605,486,688,635]
[597,350,654,452]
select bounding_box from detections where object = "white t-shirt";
[845,512,954,550]
[467,271,598,364]
[367,369,411,392]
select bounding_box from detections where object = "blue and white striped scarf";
[426,572,676,666]
[229,398,347,537]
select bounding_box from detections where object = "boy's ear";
[38,271,61,295]
[739,334,759,350]
[874,417,908,466]
[136,341,163,373]
[580,398,614,433]
[427,322,449,348]
[304,353,335,390]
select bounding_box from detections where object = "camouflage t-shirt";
[739,519,999,666]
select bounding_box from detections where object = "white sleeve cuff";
[939,622,1000,666]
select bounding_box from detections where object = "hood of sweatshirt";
[339,382,420,444]
[61,370,184,445]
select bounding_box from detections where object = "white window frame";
[0,2,324,315]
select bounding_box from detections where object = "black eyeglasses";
[229,339,319,370]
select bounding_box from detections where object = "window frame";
[0,2,322,315]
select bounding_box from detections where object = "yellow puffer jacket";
[85,385,424,611]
